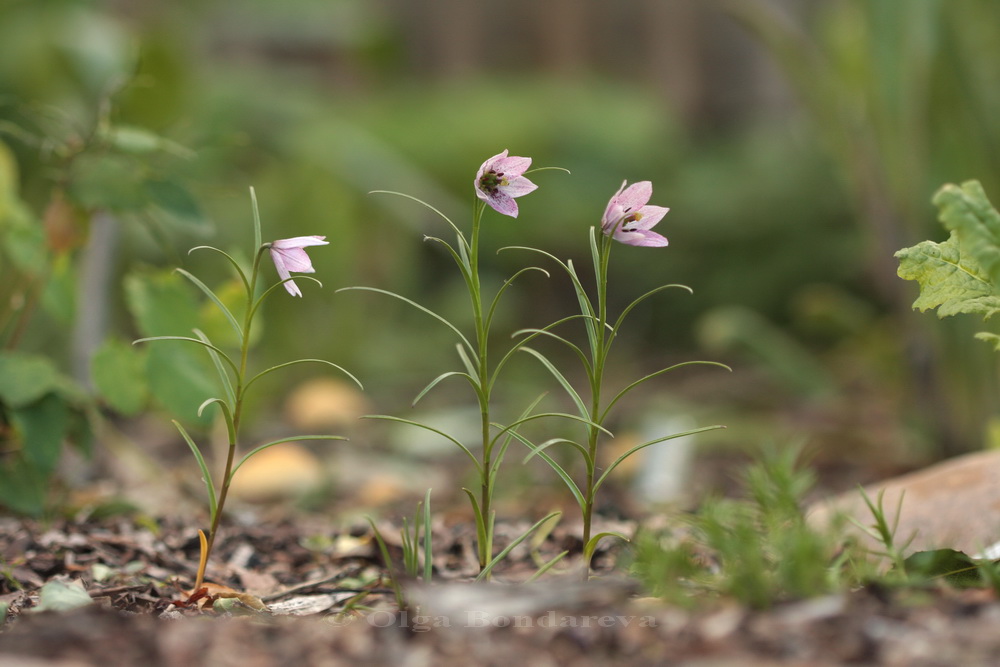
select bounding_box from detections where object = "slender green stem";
[200,245,266,582]
[469,199,496,574]
[581,231,614,568]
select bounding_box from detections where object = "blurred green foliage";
[1,0,1000,513]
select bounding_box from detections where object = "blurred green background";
[2,0,1000,515]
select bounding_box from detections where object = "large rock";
[807,450,1000,556]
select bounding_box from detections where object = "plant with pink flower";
[515,178,726,578]
[135,188,359,597]
[342,151,566,581]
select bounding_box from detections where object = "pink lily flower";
[601,181,669,247]
[268,236,328,297]
[475,149,538,218]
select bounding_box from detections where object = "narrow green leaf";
[188,246,250,294]
[462,488,489,567]
[421,488,433,582]
[365,415,482,474]
[602,360,732,422]
[368,518,405,608]
[193,329,236,407]
[518,347,589,418]
[526,551,569,583]
[594,425,726,494]
[197,397,236,445]
[476,511,563,582]
[244,358,363,396]
[412,371,478,407]
[133,335,240,377]
[583,531,630,563]
[370,190,469,254]
[484,265,550,333]
[337,286,474,356]
[229,435,347,482]
[250,187,262,253]
[176,269,243,340]
[611,284,693,336]
[506,430,585,509]
[173,420,217,521]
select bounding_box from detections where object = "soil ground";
[2,510,999,666]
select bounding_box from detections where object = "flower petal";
[500,175,537,197]
[614,229,669,247]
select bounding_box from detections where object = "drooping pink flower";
[475,149,538,218]
[268,236,328,297]
[600,181,669,247]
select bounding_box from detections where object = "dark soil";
[2,513,999,666]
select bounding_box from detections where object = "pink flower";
[268,236,328,297]
[475,150,538,218]
[600,181,669,247]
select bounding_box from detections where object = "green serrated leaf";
[933,181,1000,288]
[895,233,1000,319]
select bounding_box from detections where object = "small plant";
[136,188,360,592]
[513,180,728,575]
[341,150,567,578]
[630,447,848,608]
[369,488,434,608]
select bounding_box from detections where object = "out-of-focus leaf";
[144,179,208,233]
[0,457,47,516]
[895,233,1000,319]
[101,125,193,158]
[0,351,60,407]
[67,153,147,212]
[40,253,76,325]
[9,393,69,475]
[91,338,149,415]
[124,269,201,337]
[0,139,19,222]
[146,343,216,426]
[199,278,256,349]
[34,579,93,612]
[903,548,983,588]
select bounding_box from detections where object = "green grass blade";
[506,430,585,509]
[197,397,236,444]
[370,190,469,254]
[368,518,405,608]
[583,531,630,563]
